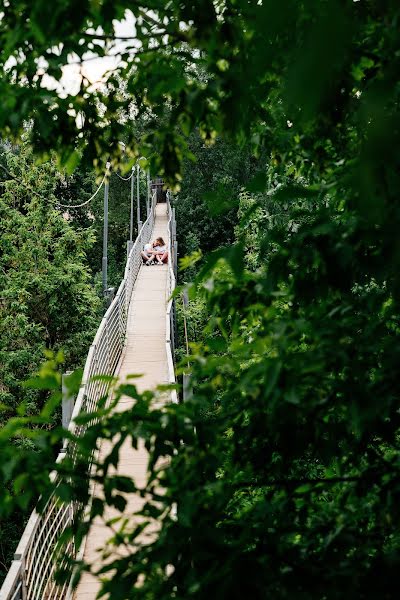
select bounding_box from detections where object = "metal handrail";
[166,193,178,404]
[0,194,158,600]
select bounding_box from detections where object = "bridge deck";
[74,203,170,599]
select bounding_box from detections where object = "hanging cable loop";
[1,158,110,209]
[56,173,107,208]
[115,171,134,181]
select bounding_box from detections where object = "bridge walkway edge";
[73,202,170,599]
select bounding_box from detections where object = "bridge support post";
[20,556,27,600]
[147,171,151,218]
[102,176,109,296]
[104,287,115,308]
[183,374,193,402]
[129,165,134,243]
[172,207,176,242]
[127,239,133,259]
[62,371,74,431]
[136,164,141,232]
[173,240,178,279]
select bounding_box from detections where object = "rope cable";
[115,171,134,181]
[1,158,109,209]
[56,173,107,208]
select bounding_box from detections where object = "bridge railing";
[0,192,157,600]
[166,192,178,404]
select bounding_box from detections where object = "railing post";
[92,347,99,416]
[127,240,133,260]
[105,317,110,373]
[173,299,178,355]
[136,164,141,232]
[20,556,27,600]
[102,177,109,297]
[62,371,75,446]
[146,171,150,218]
[172,207,176,242]
[183,373,193,402]
[127,262,132,307]
[173,240,178,279]
[129,164,135,243]
[118,294,123,349]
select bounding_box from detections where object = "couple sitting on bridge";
[141,237,168,265]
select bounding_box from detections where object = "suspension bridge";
[0,191,178,600]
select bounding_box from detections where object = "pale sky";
[41,10,138,97]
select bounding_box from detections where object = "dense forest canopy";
[0,0,400,598]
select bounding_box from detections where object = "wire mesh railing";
[0,192,158,600]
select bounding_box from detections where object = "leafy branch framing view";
[1,1,400,599]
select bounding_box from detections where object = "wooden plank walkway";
[73,203,170,599]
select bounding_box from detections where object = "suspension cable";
[115,171,134,181]
[0,160,108,209]
[56,173,107,208]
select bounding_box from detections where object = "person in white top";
[153,237,168,265]
[141,241,156,265]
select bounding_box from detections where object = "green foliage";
[175,291,207,365]
[54,166,150,288]
[1,0,400,598]
[0,143,100,415]
[0,142,101,581]
[175,133,255,258]
[5,0,385,182]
